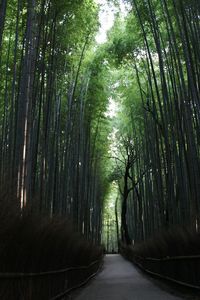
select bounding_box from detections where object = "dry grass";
[0,210,102,273]
[0,191,103,299]
[123,226,200,259]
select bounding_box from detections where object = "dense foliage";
[0,0,200,255]
[104,0,200,245]
[0,0,112,244]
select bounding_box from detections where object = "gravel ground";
[70,254,184,300]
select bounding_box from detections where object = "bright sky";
[105,97,119,118]
[95,0,131,118]
[95,0,130,44]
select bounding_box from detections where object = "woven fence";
[133,255,200,289]
[0,257,103,300]
[121,246,200,290]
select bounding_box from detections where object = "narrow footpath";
[73,254,182,300]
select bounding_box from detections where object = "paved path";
[73,254,182,300]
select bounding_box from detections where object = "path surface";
[73,254,182,300]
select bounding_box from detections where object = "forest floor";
[69,254,187,300]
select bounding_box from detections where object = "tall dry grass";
[0,195,102,273]
[125,226,200,259]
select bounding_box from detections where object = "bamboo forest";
[0,0,200,299]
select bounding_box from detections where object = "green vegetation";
[0,0,200,281]
[103,0,200,247]
[0,0,111,243]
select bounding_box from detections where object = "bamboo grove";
[107,0,200,245]
[0,0,200,249]
[0,0,112,244]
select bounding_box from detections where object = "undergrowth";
[0,208,102,273]
[125,226,200,259]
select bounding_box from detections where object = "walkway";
[73,254,182,300]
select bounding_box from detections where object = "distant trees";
[112,137,137,244]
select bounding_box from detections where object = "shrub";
[129,226,200,259]
[0,213,102,273]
